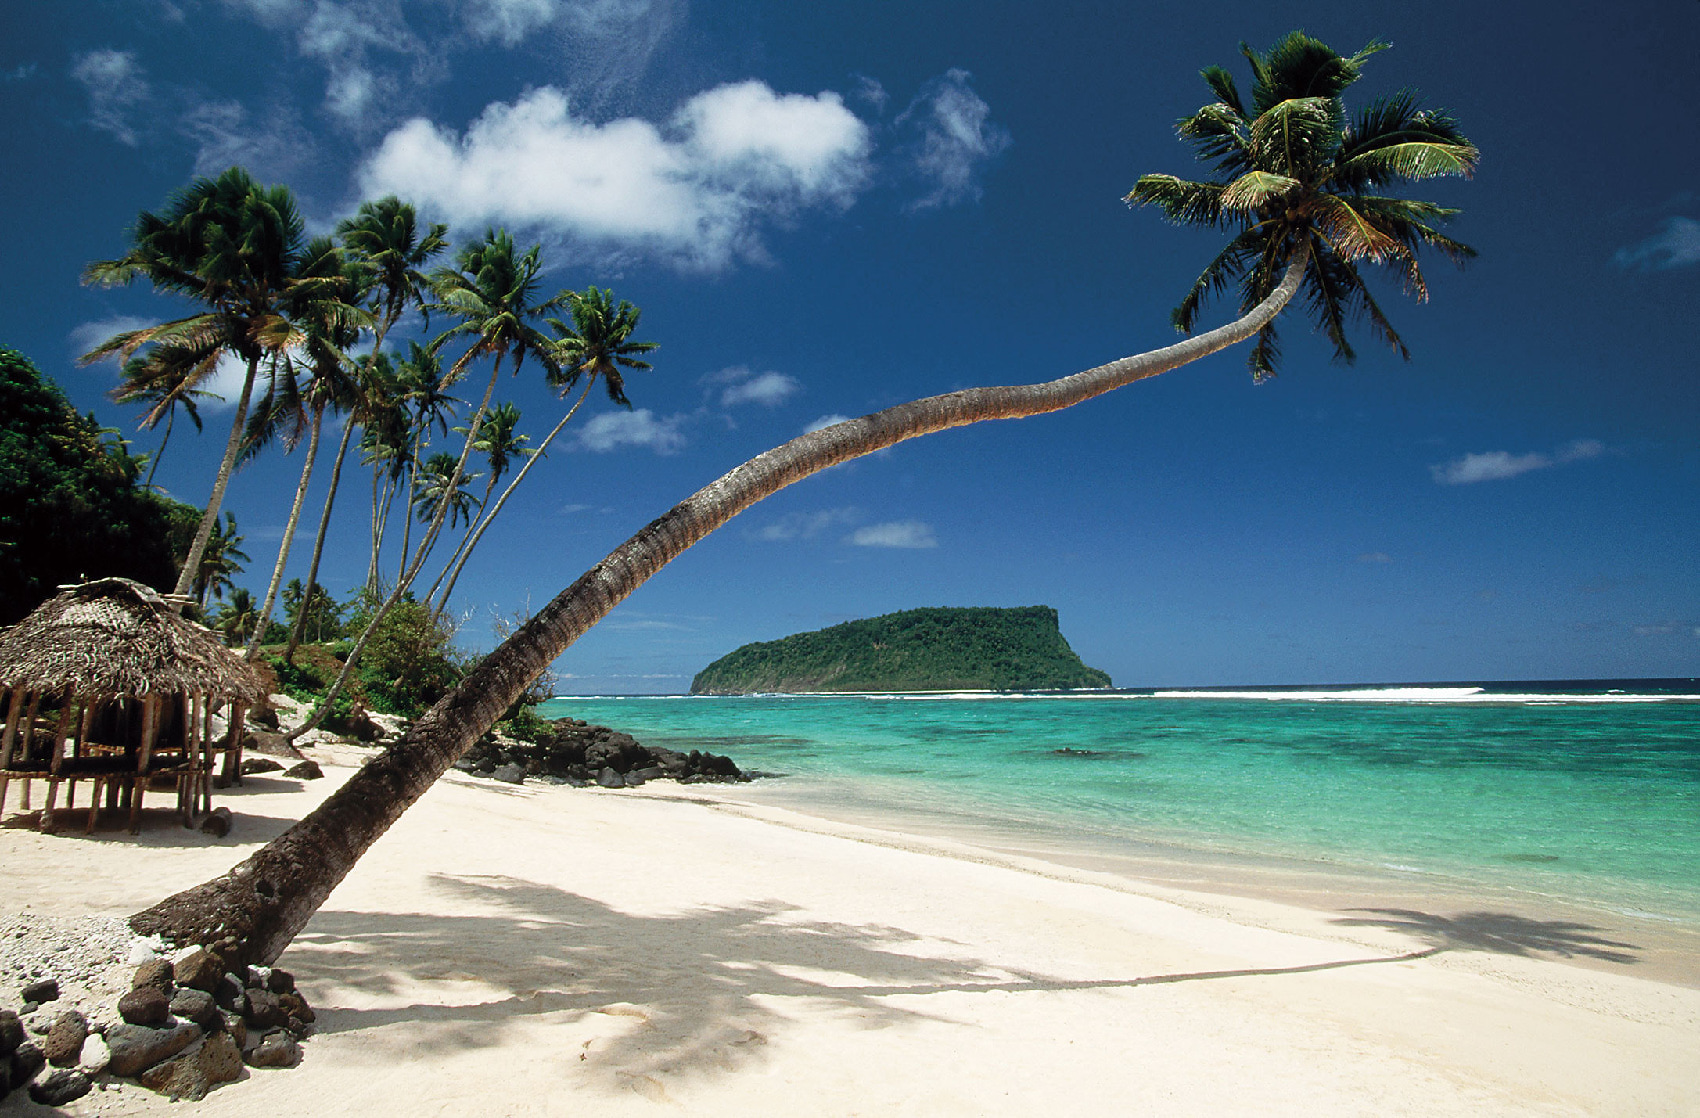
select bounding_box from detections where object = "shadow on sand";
[289,874,1549,1079]
[1329,908,1640,965]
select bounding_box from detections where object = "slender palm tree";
[243,239,369,660]
[1126,31,1476,378]
[389,343,460,583]
[212,587,260,646]
[288,230,562,739]
[82,167,348,599]
[426,401,531,607]
[192,511,249,607]
[132,35,1477,965]
[410,451,482,533]
[430,287,656,611]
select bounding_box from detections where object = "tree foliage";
[0,346,198,624]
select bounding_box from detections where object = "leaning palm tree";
[82,167,348,599]
[429,287,656,611]
[1126,31,1476,379]
[133,34,1477,964]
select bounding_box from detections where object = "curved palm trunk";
[144,408,175,489]
[244,405,325,661]
[130,254,1306,964]
[171,356,261,599]
[429,378,596,612]
[284,357,508,743]
[285,417,358,663]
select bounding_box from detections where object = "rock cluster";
[1,941,315,1104]
[456,718,749,788]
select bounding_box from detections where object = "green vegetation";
[0,346,199,624]
[690,607,1112,694]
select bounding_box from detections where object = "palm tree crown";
[547,287,659,407]
[1126,32,1478,378]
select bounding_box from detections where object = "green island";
[689,606,1112,694]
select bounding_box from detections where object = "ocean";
[536,681,1700,956]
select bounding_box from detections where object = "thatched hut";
[0,577,266,833]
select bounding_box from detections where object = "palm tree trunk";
[131,254,1306,963]
[144,408,175,489]
[171,356,261,599]
[285,357,507,743]
[285,416,357,664]
[430,377,596,611]
[245,405,325,661]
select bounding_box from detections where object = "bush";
[353,598,464,717]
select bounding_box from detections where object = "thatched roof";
[0,578,266,703]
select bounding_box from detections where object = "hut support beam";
[0,688,22,819]
[131,695,157,835]
[39,700,74,832]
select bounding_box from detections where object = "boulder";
[266,968,296,995]
[213,972,248,1013]
[240,757,285,775]
[9,1040,45,1089]
[245,989,286,1030]
[41,1011,87,1067]
[104,1021,201,1077]
[20,978,59,1004]
[283,760,324,780]
[246,1031,301,1068]
[117,987,170,1027]
[77,1032,110,1075]
[596,767,626,788]
[28,1067,91,1106]
[491,763,525,784]
[0,1009,25,1055]
[222,1012,247,1051]
[132,958,175,995]
[199,806,234,837]
[175,947,226,992]
[170,988,223,1031]
[137,1032,243,1101]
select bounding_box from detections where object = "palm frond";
[1125,175,1226,228]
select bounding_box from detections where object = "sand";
[2,745,1696,1116]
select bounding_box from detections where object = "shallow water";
[537,684,1700,931]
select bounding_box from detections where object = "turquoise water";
[536,685,1700,926]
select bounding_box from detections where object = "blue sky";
[2,0,1696,691]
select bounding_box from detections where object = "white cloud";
[847,520,938,549]
[1431,439,1604,485]
[898,69,1010,211]
[179,98,312,179]
[356,82,871,269]
[69,316,157,365]
[756,507,859,542]
[1615,217,1700,270]
[706,366,800,408]
[804,413,853,433]
[464,0,559,45]
[576,408,686,453]
[70,50,150,145]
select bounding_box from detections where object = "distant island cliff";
[689,606,1112,694]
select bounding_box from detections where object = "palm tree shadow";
[288,876,1490,1082]
[1329,909,1641,965]
[292,872,1013,1078]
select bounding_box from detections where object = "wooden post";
[40,697,74,832]
[130,694,157,835]
[0,688,22,819]
[221,700,247,786]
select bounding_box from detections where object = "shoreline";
[3,743,1697,1115]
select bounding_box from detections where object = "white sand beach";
[2,745,1697,1117]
